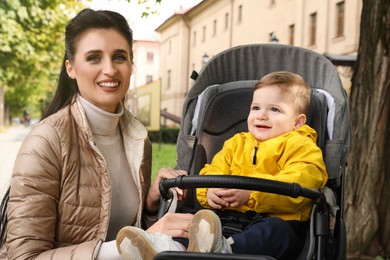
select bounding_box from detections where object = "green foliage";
[151,142,177,180]
[124,0,162,17]
[0,0,83,117]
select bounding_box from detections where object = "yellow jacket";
[197,124,327,221]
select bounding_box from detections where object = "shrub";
[149,128,179,144]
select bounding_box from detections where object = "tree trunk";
[346,0,390,258]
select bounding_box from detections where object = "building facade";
[128,39,161,129]
[132,40,160,89]
[155,0,361,126]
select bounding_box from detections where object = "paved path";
[0,125,31,200]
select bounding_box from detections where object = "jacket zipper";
[252,145,258,165]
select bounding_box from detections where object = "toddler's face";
[247,86,305,141]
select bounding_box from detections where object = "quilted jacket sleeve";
[6,124,100,260]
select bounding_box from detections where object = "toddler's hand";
[217,188,250,208]
[206,188,230,209]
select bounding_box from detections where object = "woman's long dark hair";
[0,8,134,249]
[41,8,134,120]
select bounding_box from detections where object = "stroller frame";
[156,44,351,260]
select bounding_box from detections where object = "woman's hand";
[146,212,193,238]
[146,168,187,212]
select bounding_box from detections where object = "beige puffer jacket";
[5,99,152,260]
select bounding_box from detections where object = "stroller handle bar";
[159,175,327,211]
[158,175,331,260]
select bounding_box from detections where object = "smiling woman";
[2,8,194,260]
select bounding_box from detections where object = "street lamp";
[202,53,209,66]
[269,32,279,43]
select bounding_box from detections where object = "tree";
[0,0,82,125]
[345,0,390,258]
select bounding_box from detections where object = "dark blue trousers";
[230,217,306,259]
[173,216,307,259]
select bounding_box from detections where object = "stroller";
[155,44,351,260]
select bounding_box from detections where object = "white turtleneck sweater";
[78,96,140,259]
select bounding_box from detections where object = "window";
[202,26,206,42]
[289,24,295,45]
[168,40,172,54]
[167,70,171,90]
[146,52,154,62]
[336,1,345,38]
[225,13,229,29]
[310,12,317,46]
[238,5,243,22]
[146,75,153,84]
[213,20,217,36]
[193,31,197,46]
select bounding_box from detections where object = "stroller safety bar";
[158,175,330,260]
[159,175,327,212]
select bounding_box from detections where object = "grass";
[151,142,177,180]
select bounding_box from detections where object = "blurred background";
[1,1,389,259]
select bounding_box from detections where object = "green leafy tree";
[132,0,162,17]
[0,0,82,124]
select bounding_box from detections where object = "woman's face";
[65,28,132,113]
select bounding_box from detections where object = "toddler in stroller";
[188,71,327,259]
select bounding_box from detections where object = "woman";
[2,8,192,259]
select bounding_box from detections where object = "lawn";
[151,142,177,180]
